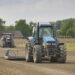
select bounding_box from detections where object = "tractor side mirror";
[13,34,14,37]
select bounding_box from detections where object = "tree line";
[56,18,75,38]
[0,18,75,38]
[0,18,35,37]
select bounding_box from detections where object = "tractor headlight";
[52,43,56,45]
[46,43,51,45]
[47,43,56,45]
[43,42,56,46]
[43,43,51,46]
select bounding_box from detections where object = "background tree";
[66,28,75,38]
[0,18,5,30]
[6,25,15,31]
[15,19,30,37]
[60,19,75,37]
[29,21,36,35]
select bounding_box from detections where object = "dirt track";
[0,51,75,75]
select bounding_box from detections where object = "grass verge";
[65,43,75,51]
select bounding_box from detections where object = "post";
[37,22,39,44]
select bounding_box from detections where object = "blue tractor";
[25,22,66,63]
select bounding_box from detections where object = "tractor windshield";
[39,27,53,37]
[3,35,10,38]
[3,34,12,38]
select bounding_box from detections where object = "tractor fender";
[26,37,34,47]
[58,43,64,46]
[57,43,64,48]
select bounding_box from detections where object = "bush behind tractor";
[25,22,66,63]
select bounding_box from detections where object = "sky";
[0,0,75,25]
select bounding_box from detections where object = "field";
[0,38,75,75]
[58,38,75,51]
[65,43,75,51]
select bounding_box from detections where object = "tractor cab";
[1,33,14,40]
[32,22,57,45]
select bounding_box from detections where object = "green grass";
[65,43,75,51]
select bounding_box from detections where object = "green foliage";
[0,18,5,30]
[58,19,75,38]
[15,19,31,37]
[0,17,75,38]
[29,21,36,35]
[5,25,15,31]
[66,28,75,38]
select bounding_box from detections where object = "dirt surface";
[0,39,75,75]
[58,38,75,43]
[0,51,75,75]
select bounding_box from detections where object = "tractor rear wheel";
[25,40,33,62]
[2,41,5,48]
[33,45,42,63]
[57,45,66,63]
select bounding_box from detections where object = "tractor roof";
[33,22,53,27]
[2,33,12,35]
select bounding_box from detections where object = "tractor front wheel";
[33,45,42,63]
[25,40,33,62]
[57,45,66,63]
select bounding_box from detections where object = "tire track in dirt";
[0,51,75,75]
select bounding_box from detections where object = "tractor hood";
[43,36,56,43]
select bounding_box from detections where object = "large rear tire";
[2,41,6,48]
[57,45,66,63]
[25,40,33,62]
[33,45,42,63]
